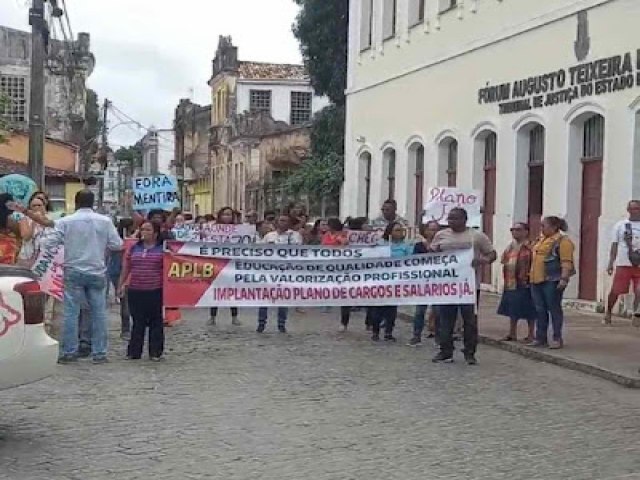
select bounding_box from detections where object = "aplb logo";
[167,259,224,280]
[0,293,22,337]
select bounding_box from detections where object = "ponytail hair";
[544,216,568,232]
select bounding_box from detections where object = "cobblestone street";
[2,308,640,480]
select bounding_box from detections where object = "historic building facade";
[208,36,329,215]
[343,0,640,306]
[0,26,95,145]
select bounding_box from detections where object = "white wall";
[236,81,330,123]
[344,0,640,302]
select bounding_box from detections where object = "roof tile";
[238,61,308,81]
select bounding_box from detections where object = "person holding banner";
[209,207,241,327]
[408,220,442,346]
[257,214,303,333]
[431,207,496,365]
[16,190,124,364]
[371,221,413,342]
[320,218,351,328]
[370,199,409,229]
[118,221,165,361]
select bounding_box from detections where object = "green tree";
[114,143,143,169]
[292,0,348,106]
[291,0,348,215]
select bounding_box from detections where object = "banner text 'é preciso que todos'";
[163,242,476,308]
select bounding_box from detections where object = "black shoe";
[426,333,435,339]
[150,356,164,362]
[432,352,454,363]
[57,354,78,364]
[256,323,266,333]
[465,354,478,366]
[384,335,396,342]
[371,333,380,342]
[92,357,109,365]
[77,348,91,359]
[407,336,421,347]
[278,325,287,334]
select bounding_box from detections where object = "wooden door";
[482,165,496,283]
[528,164,544,239]
[579,159,602,300]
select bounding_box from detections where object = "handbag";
[624,223,640,267]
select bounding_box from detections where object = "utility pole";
[27,0,47,188]
[98,98,109,209]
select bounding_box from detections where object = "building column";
[394,146,410,220]
[369,149,385,218]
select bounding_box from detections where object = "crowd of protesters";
[23,184,640,368]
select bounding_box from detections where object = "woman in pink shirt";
[118,221,165,361]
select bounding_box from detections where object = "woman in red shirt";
[321,219,351,330]
[118,221,165,361]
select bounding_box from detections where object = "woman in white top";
[17,192,52,267]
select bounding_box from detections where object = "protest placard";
[133,175,179,211]
[31,231,64,301]
[423,187,482,228]
[344,229,383,246]
[163,242,475,308]
[171,224,256,243]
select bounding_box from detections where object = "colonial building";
[0,26,95,145]
[173,99,212,215]
[343,0,640,307]
[208,36,329,215]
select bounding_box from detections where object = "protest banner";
[163,242,475,308]
[423,187,481,228]
[133,175,179,211]
[172,224,256,243]
[344,229,383,246]
[31,231,64,301]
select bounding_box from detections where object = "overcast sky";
[1,0,303,148]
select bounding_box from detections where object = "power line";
[109,103,174,143]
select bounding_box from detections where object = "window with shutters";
[249,90,272,116]
[447,141,458,187]
[383,0,397,40]
[360,0,374,51]
[583,115,604,159]
[290,92,312,126]
[0,75,27,123]
[409,0,426,26]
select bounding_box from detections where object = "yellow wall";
[0,132,78,172]
[64,181,84,213]
[191,178,212,216]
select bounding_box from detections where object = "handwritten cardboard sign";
[133,175,179,211]
[423,187,481,228]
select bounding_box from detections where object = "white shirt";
[612,220,640,267]
[261,230,303,245]
[52,208,123,275]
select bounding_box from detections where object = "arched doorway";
[473,130,497,284]
[578,114,605,301]
[528,125,545,237]
[408,142,425,225]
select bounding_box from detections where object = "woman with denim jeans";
[408,221,441,346]
[209,207,242,326]
[528,217,575,349]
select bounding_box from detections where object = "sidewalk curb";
[397,312,640,389]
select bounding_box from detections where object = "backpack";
[624,223,640,267]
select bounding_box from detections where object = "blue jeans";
[413,305,428,337]
[257,307,288,327]
[531,281,564,344]
[62,269,108,359]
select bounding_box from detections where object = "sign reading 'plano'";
[423,187,481,229]
[478,50,640,115]
[133,175,179,211]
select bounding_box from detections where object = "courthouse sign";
[478,50,640,114]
